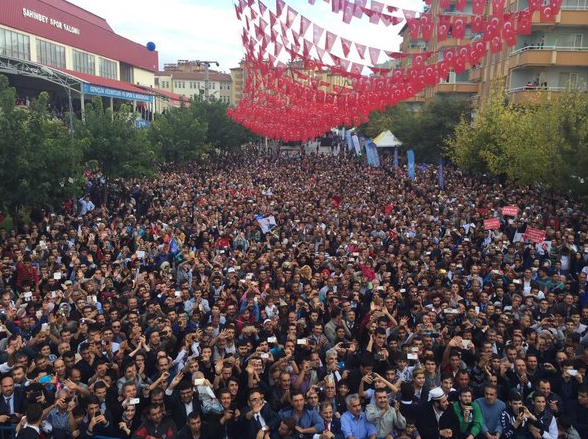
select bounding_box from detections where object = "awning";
[51,67,153,102]
[135,85,187,107]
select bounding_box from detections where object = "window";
[0,28,30,60]
[36,40,65,68]
[558,72,578,88]
[561,33,583,47]
[99,58,117,79]
[120,62,134,83]
[73,50,95,75]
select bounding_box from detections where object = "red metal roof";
[1,0,158,72]
[52,67,150,96]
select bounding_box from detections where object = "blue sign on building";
[82,83,152,102]
[135,120,151,129]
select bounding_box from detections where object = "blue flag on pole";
[407,149,416,180]
[438,158,444,190]
[393,147,398,169]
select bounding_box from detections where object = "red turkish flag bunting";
[354,0,367,18]
[313,24,324,45]
[343,1,354,23]
[269,10,277,27]
[332,0,343,13]
[502,15,517,46]
[517,10,532,34]
[452,16,466,39]
[370,0,384,24]
[420,14,433,41]
[350,63,363,76]
[540,4,556,22]
[300,16,311,36]
[456,0,467,10]
[325,31,337,52]
[274,41,283,57]
[340,37,352,57]
[276,0,286,16]
[440,0,451,9]
[437,15,451,41]
[355,43,367,59]
[258,0,267,15]
[408,18,420,41]
[492,0,505,13]
[286,6,298,27]
[369,47,380,65]
[473,0,485,14]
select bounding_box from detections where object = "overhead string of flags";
[228,0,563,142]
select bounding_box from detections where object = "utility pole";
[194,60,219,101]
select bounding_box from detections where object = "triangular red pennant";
[332,0,343,13]
[340,37,352,57]
[286,6,298,27]
[325,31,337,52]
[370,0,384,24]
[300,16,311,36]
[269,10,277,27]
[313,24,324,45]
[276,0,286,16]
[369,47,380,65]
[343,1,354,23]
[258,0,267,15]
[355,43,367,59]
[354,0,367,18]
[274,41,283,57]
[350,63,363,76]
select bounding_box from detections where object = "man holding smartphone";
[453,388,483,439]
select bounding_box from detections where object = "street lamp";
[194,60,219,101]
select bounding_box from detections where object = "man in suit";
[16,403,43,439]
[240,388,281,439]
[0,376,25,424]
[164,374,201,429]
[317,401,344,439]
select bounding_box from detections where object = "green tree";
[447,85,588,200]
[191,97,255,150]
[0,76,81,227]
[77,97,158,179]
[150,104,209,163]
[361,96,472,162]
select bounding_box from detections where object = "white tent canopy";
[373,130,402,148]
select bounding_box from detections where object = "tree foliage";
[77,97,159,180]
[191,97,255,150]
[150,103,210,162]
[0,76,81,224]
[361,96,472,161]
[446,86,588,200]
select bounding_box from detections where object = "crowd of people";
[1,147,588,439]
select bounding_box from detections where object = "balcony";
[468,67,482,82]
[508,46,588,69]
[530,8,588,26]
[435,82,479,93]
[506,86,570,104]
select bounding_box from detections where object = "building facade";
[398,0,588,106]
[0,0,158,86]
[155,64,233,105]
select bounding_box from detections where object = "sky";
[66,0,421,73]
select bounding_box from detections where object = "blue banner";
[365,141,381,167]
[345,131,353,151]
[407,149,416,180]
[82,83,153,102]
[393,147,398,169]
[438,158,444,190]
